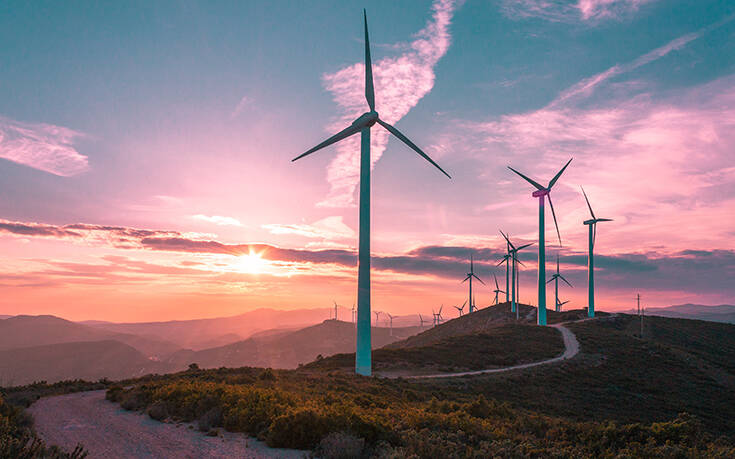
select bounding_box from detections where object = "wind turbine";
[292,10,450,377]
[581,186,613,318]
[546,254,572,312]
[373,310,381,327]
[500,231,533,320]
[492,273,505,305]
[432,305,444,326]
[351,303,356,324]
[418,314,426,328]
[386,313,394,336]
[462,254,485,313]
[453,300,467,317]
[333,301,339,321]
[507,158,572,325]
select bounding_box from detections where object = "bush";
[198,407,223,432]
[147,401,168,421]
[314,432,365,459]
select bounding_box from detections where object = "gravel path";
[28,390,305,459]
[399,321,581,379]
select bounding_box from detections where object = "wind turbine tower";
[500,231,532,319]
[508,159,572,325]
[581,187,613,318]
[386,313,394,336]
[373,310,381,327]
[292,11,450,376]
[492,273,505,305]
[333,301,339,321]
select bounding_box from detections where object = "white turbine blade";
[292,123,361,161]
[461,274,470,284]
[377,118,451,178]
[499,230,516,251]
[494,273,499,289]
[363,10,375,111]
[548,194,563,247]
[580,186,596,220]
[597,218,613,222]
[546,277,554,284]
[547,158,573,189]
[516,242,534,252]
[462,300,467,308]
[559,274,573,288]
[507,166,545,191]
[473,273,486,285]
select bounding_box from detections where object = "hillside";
[628,303,735,324]
[84,307,339,350]
[99,311,735,456]
[0,340,163,386]
[0,315,180,359]
[164,320,423,370]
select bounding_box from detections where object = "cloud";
[317,0,457,207]
[262,216,354,240]
[0,116,88,176]
[550,30,701,107]
[1,218,734,297]
[501,0,657,23]
[191,215,243,227]
[231,95,251,119]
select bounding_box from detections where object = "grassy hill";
[93,308,735,457]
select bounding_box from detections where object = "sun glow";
[236,250,266,274]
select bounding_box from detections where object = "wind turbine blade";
[597,218,613,222]
[473,274,485,285]
[499,230,516,251]
[292,123,361,161]
[516,258,526,267]
[547,158,573,189]
[580,186,596,220]
[494,273,499,289]
[548,194,562,246]
[461,275,469,283]
[559,275,573,287]
[377,119,451,178]
[546,277,554,284]
[363,10,375,111]
[507,166,545,191]
[516,243,534,251]
[462,300,467,308]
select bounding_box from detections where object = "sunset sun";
[236,250,266,274]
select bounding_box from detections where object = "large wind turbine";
[546,254,572,312]
[500,231,533,319]
[293,11,450,376]
[581,186,613,318]
[508,159,572,325]
[462,254,485,313]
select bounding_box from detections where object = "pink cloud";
[0,116,88,176]
[318,0,457,207]
[501,0,657,23]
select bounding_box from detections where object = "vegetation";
[102,312,735,457]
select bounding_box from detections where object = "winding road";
[28,390,304,459]
[401,321,582,379]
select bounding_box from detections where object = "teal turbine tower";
[500,231,532,319]
[292,11,451,376]
[507,159,572,325]
[581,187,612,318]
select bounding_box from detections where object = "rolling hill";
[164,319,423,370]
[628,303,735,324]
[0,340,164,386]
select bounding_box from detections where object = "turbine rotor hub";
[353,111,379,127]
[532,189,549,198]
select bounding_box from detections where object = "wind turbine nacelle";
[353,111,379,128]
[532,189,550,198]
[583,219,596,225]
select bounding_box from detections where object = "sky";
[1,0,734,322]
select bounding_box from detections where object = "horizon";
[2,0,734,322]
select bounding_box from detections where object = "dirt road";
[28,390,304,459]
[400,321,580,379]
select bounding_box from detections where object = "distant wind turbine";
[500,230,533,320]
[386,313,394,336]
[373,310,381,327]
[508,159,572,325]
[546,255,572,312]
[581,186,613,318]
[462,254,484,313]
[453,300,467,317]
[292,10,450,377]
[492,273,505,305]
[432,305,444,326]
[333,301,339,321]
[497,240,511,303]
[419,314,426,328]
[556,299,570,311]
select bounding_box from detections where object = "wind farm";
[2,1,734,458]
